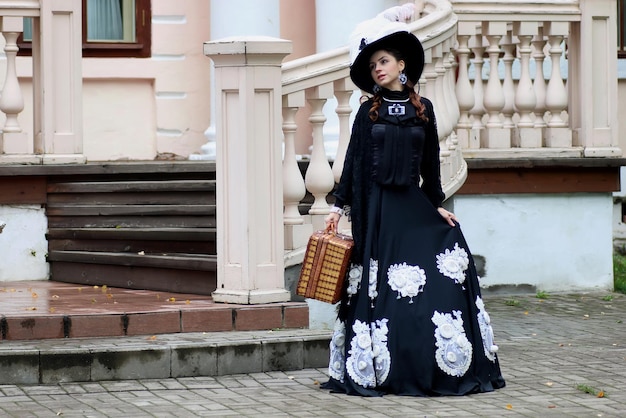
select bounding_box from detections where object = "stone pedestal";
[205,37,292,304]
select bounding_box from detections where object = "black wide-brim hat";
[349,26,424,95]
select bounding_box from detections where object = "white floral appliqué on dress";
[328,320,347,382]
[436,243,470,285]
[475,296,499,362]
[387,262,427,303]
[346,264,362,305]
[432,310,472,377]
[346,319,391,387]
[368,259,379,305]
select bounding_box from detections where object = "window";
[19,0,151,58]
[617,0,626,58]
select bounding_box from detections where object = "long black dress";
[321,89,506,397]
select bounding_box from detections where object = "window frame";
[18,0,151,59]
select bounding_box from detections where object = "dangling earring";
[373,84,382,94]
[399,71,408,85]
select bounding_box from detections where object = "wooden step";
[47,215,214,229]
[48,250,216,271]
[50,262,217,295]
[46,204,213,217]
[47,179,215,193]
[48,238,215,254]
[47,227,215,241]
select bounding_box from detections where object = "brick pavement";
[0,292,624,417]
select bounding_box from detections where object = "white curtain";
[87,0,123,41]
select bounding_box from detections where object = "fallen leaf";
[49,308,56,313]
[313,380,320,385]
[78,287,83,293]
[101,285,108,293]
[168,297,176,302]
[148,335,157,341]
[52,295,60,299]
[524,311,529,315]
[31,292,38,298]
[91,298,97,303]
[545,382,553,387]
[506,404,513,410]
[185,300,191,304]
[597,391,605,398]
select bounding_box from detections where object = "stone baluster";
[0,17,29,157]
[444,46,460,154]
[282,92,311,250]
[532,28,547,129]
[332,78,355,183]
[512,22,541,147]
[481,22,509,148]
[436,53,453,188]
[543,22,571,147]
[468,34,485,149]
[434,48,452,141]
[422,54,440,138]
[455,26,475,149]
[501,31,516,129]
[305,84,336,231]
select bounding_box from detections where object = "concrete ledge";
[0,329,331,384]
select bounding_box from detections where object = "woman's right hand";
[325,212,341,232]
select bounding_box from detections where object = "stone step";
[0,329,331,384]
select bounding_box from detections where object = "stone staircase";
[45,163,217,295]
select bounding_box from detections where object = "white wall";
[0,205,48,281]
[454,193,614,292]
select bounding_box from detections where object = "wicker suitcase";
[297,228,354,304]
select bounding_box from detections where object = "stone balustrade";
[281,0,621,252]
[281,0,464,249]
[451,0,620,158]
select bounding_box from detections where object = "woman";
[320,15,506,397]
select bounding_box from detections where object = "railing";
[281,0,465,246]
[451,0,619,158]
[282,0,621,250]
[0,0,83,164]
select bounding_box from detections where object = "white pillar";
[570,0,620,156]
[192,0,280,161]
[315,0,393,52]
[314,0,392,161]
[36,0,84,164]
[206,37,292,304]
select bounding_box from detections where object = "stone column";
[191,0,280,160]
[37,0,84,164]
[569,0,621,156]
[206,37,292,304]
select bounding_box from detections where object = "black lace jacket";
[333,94,445,261]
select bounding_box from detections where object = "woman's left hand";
[437,207,458,227]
